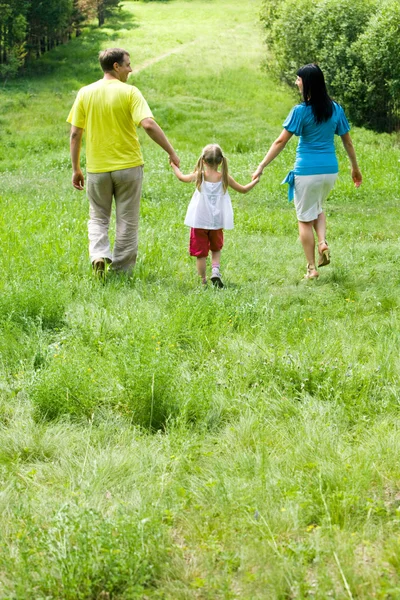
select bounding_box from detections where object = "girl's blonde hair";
[194,144,229,192]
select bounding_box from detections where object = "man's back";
[67,79,153,173]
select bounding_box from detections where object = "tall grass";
[0,0,400,597]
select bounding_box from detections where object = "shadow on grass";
[8,8,139,89]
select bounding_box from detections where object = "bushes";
[350,1,400,131]
[260,0,400,132]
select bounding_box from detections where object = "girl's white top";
[184,180,234,230]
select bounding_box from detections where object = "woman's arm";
[170,162,196,183]
[340,133,362,187]
[228,175,259,194]
[252,129,293,179]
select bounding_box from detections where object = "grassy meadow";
[1,0,400,597]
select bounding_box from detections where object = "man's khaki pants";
[87,166,143,272]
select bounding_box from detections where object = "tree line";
[0,0,121,81]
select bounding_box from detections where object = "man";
[67,47,180,275]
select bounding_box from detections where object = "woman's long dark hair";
[297,64,333,124]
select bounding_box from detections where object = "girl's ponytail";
[221,156,229,193]
[194,155,204,191]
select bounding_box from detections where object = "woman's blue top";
[282,101,350,199]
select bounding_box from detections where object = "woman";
[252,64,362,279]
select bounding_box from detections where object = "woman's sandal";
[318,240,330,267]
[304,264,319,279]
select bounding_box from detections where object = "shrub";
[260,0,400,132]
[349,0,400,131]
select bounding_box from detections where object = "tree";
[78,0,121,27]
[0,1,29,80]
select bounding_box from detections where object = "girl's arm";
[340,133,362,187]
[252,129,293,179]
[170,162,196,183]
[228,174,260,194]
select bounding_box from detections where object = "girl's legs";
[209,230,224,287]
[210,250,223,287]
[211,250,221,270]
[196,257,207,284]
[196,257,207,283]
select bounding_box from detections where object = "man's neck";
[103,72,120,81]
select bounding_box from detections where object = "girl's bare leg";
[196,257,207,283]
[211,250,221,269]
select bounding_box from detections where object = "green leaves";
[260,0,400,132]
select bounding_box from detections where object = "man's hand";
[169,152,180,168]
[72,169,85,190]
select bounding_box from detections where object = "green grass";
[1,0,400,597]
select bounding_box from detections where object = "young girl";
[170,144,259,287]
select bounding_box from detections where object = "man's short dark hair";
[99,48,129,73]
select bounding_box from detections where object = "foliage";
[79,0,122,27]
[349,0,400,131]
[260,0,400,132]
[0,1,29,80]
[0,0,121,80]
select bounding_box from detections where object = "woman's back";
[284,102,350,174]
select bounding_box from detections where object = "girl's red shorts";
[189,228,224,257]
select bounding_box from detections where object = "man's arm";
[70,125,85,190]
[140,118,180,167]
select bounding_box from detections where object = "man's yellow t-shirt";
[67,79,153,173]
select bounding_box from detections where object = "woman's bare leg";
[313,212,330,266]
[313,212,326,245]
[298,220,316,267]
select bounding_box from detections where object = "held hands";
[252,167,263,181]
[72,170,84,190]
[169,152,180,168]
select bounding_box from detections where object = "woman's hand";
[352,167,362,188]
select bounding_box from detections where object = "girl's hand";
[352,167,362,188]
[252,167,263,180]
